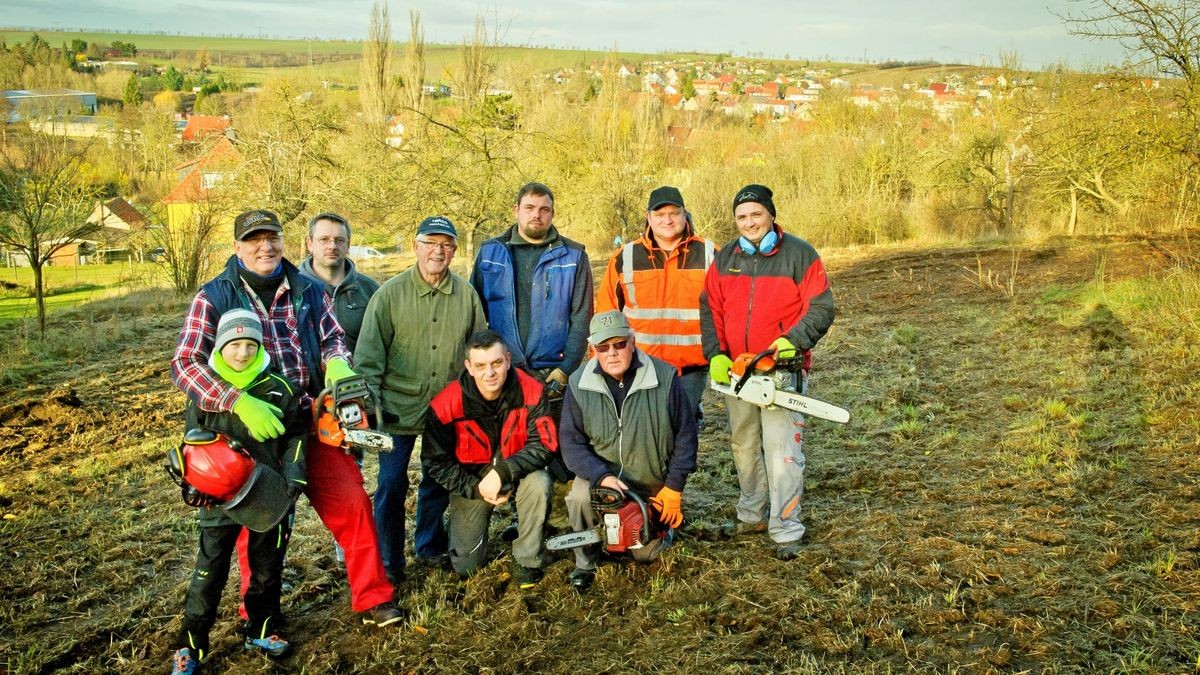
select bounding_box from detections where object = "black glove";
[180,483,216,508]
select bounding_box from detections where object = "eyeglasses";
[594,339,629,354]
[314,236,348,247]
[417,239,457,251]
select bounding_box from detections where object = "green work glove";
[232,394,285,442]
[709,354,734,385]
[325,357,356,387]
[771,336,799,359]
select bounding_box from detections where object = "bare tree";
[236,81,344,224]
[400,10,426,112]
[457,15,496,108]
[0,131,103,333]
[360,0,397,128]
[1060,0,1200,166]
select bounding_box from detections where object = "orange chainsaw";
[711,348,851,424]
[313,375,394,453]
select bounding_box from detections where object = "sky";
[4,0,1131,70]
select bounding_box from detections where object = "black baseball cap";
[647,186,685,211]
[234,209,283,241]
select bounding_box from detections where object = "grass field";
[2,232,1199,672]
[0,262,162,322]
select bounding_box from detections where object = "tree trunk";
[1068,186,1078,235]
[32,262,46,335]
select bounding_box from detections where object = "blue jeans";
[374,434,449,575]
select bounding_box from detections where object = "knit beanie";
[732,184,776,217]
[214,308,263,354]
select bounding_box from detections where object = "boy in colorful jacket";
[170,309,307,675]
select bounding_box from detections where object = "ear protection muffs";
[737,228,779,255]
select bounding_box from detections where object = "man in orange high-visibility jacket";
[597,186,716,424]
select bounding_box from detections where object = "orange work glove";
[649,486,683,529]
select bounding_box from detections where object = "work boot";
[361,602,404,628]
[513,564,544,589]
[775,540,802,560]
[567,568,595,593]
[243,634,290,658]
[170,648,198,675]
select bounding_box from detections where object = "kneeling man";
[422,330,557,588]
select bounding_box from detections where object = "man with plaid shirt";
[170,209,402,629]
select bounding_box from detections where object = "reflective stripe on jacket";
[597,219,715,371]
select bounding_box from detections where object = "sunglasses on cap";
[594,339,629,354]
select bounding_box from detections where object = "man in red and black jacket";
[700,184,835,561]
[422,329,557,588]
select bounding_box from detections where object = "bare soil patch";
[2,234,1198,673]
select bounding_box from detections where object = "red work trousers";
[238,435,394,614]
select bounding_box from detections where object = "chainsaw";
[710,349,851,424]
[313,375,394,453]
[545,487,663,552]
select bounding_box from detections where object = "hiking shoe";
[775,540,802,560]
[170,647,198,675]
[722,520,767,537]
[243,634,290,658]
[567,568,595,593]
[361,602,404,628]
[513,564,544,589]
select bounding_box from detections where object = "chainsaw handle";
[311,386,334,428]
[732,348,778,396]
[625,491,655,546]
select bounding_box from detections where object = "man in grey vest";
[558,310,698,593]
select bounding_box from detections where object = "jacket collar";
[299,255,361,291]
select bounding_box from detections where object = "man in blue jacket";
[470,182,593,402]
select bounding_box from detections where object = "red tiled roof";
[100,197,147,226]
[161,169,204,204]
[181,115,231,142]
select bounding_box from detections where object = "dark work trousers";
[175,518,291,658]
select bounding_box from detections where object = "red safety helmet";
[172,429,255,502]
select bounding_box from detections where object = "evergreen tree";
[123,74,143,106]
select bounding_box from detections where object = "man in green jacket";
[355,216,486,583]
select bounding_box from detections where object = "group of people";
[165,181,835,673]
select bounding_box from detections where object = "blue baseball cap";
[417,216,458,239]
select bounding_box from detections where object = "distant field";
[1,28,722,66]
[0,28,364,55]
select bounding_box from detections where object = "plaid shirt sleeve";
[316,290,352,365]
[170,290,242,413]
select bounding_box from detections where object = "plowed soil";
[2,233,1198,673]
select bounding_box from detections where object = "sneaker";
[775,540,802,560]
[722,520,767,537]
[170,648,198,675]
[361,602,404,628]
[567,568,594,593]
[243,634,290,658]
[513,564,544,589]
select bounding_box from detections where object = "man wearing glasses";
[557,310,698,592]
[300,212,380,354]
[356,216,486,583]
